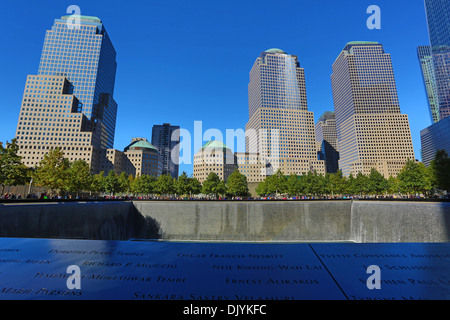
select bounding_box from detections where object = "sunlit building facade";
[245,48,325,176]
[331,42,415,178]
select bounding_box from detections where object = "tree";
[202,172,223,198]
[0,138,30,195]
[328,170,347,197]
[140,174,157,197]
[387,176,399,195]
[90,171,106,194]
[226,169,249,197]
[353,172,369,197]
[397,160,431,196]
[265,169,287,195]
[117,172,130,195]
[66,160,93,198]
[103,170,120,196]
[175,172,191,196]
[156,173,175,196]
[286,174,303,197]
[33,148,70,195]
[188,177,202,196]
[255,180,268,197]
[303,171,325,197]
[430,149,450,194]
[367,168,388,195]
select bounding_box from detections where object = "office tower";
[38,15,118,150]
[331,42,415,178]
[420,117,450,166]
[245,48,325,176]
[417,46,440,123]
[235,152,266,183]
[315,111,339,173]
[193,141,237,183]
[151,123,180,178]
[15,75,97,168]
[424,0,450,120]
[100,138,161,177]
[15,15,118,172]
[419,0,450,165]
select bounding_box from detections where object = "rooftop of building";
[124,138,158,152]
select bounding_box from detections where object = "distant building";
[331,42,415,178]
[315,111,339,173]
[417,45,440,124]
[420,116,450,167]
[245,48,325,176]
[193,141,236,183]
[151,123,180,178]
[100,138,161,177]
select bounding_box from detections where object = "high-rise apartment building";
[245,48,325,176]
[315,111,339,173]
[151,123,180,179]
[331,42,415,178]
[419,0,450,165]
[15,15,118,172]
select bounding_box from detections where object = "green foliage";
[0,139,31,194]
[328,170,347,196]
[33,148,70,194]
[265,169,287,195]
[367,168,388,195]
[397,160,432,195]
[156,173,175,196]
[103,170,121,196]
[66,160,93,196]
[255,180,268,196]
[226,169,249,197]
[202,172,225,198]
[430,149,450,193]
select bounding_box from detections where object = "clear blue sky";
[0,0,432,176]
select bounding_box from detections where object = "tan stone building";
[15,75,99,170]
[193,141,237,183]
[245,49,325,176]
[331,42,415,178]
[99,138,161,177]
[235,152,266,183]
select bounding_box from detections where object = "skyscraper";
[151,123,180,178]
[15,15,118,172]
[424,0,450,120]
[38,15,118,150]
[417,45,439,123]
[315,111,339,173]
[331,42,415,178]
[245,48,325,176]
[419,0,450,165]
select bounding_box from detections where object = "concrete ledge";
[0,200,448,242]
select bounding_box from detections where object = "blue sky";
[0,0,432,176]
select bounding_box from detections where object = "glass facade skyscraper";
[419,0,450,166]
[151,123,180,179]
[417,45,440,123]
[331,42,415,178]
[14,15,118,173]
[424,0,450,120]
[38,15,118,149]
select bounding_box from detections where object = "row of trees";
[1,138,449,198]
[0,140,249,198]
[255,153,450,197]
